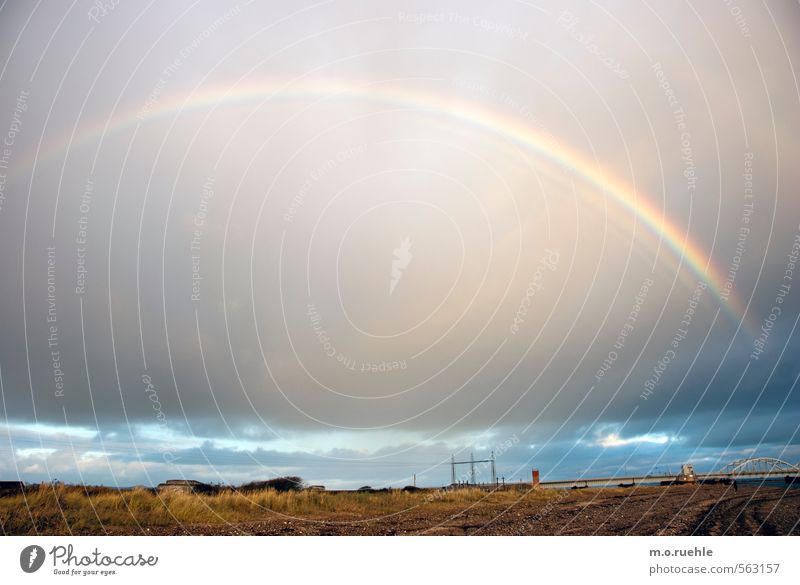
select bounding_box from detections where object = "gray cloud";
[0,0,798,487]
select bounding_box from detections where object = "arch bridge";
[715,457,800,477]
[535,456,800,490]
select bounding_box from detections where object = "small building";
[156,479,213,494]
[676,463,696,483]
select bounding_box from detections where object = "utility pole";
[413,474,416,487]
[490,450,496,485]
[470,452,475,485]
[451,454,456,485]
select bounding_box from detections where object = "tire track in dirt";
[692,487,800,535]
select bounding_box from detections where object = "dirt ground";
[131,484,800,536]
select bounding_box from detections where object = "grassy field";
[0,483,561,535]
[3,483,796,535]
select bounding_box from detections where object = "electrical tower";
[449,451,496,486]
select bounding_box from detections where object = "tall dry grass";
[0,483,560,535]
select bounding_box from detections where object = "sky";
[0,0,799,489]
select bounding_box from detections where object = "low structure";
[156,479,214,494]
[676,463,696,484]
[0,480,24,495]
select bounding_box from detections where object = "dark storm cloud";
[0,0,798,487]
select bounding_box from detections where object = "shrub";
[239,476,304,492]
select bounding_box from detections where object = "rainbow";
[17,78,748,327]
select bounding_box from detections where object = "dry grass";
[0,483,558,535]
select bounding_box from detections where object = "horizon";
[1,0,799,493]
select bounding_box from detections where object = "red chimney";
[532,469,540,487]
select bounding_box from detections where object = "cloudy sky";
[0,0,799,489]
